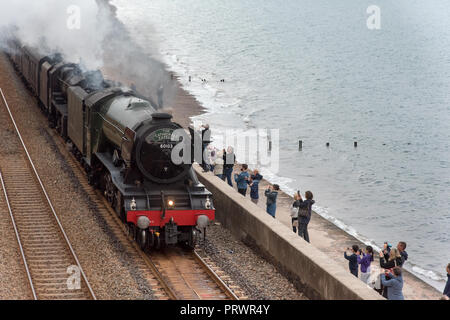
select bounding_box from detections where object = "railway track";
[43,106,242,301]
[0,88,96,300]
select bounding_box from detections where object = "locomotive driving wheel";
[103,173,116,206]
[115,190,126,223]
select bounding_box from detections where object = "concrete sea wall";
[194,166,383,300]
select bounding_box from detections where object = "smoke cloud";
[0,0,177,108]
[0,0,111,70]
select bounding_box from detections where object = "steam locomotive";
[5,39,215,250]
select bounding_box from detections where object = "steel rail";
[193,251,239,300]
[0,87,97,300]
[96,191,181,300]
[0,170,37,300]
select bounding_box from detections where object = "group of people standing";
[343,241,408,300]
[200,125,313,222]
[203,142,283,218]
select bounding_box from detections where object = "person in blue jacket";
[264,184,279,218]
[381,267,404,300]
[344,245,359,277]
[249,169,263,204]
[234,164,250,196]
[443,263,450,299]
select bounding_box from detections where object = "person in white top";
[213,151,224,179]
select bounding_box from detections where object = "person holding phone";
[265,184,279,218]
[290,191,301,232]
[294,191,315,242]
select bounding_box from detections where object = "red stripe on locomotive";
[127,210,215,227]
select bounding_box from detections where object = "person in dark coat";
[443,263,450,299]
[381,267,404,300]
[396,241,408,267]
[344,245,359,277]
[379,248,403,270]
[200,124,211,172]
[264,184,279,218]
[249,169,263,204]
[293,191,315,243]
[223,146,236,186]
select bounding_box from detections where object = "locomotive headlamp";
[130,198,137,211]
[204,196,211,209]
[168,200,175,207]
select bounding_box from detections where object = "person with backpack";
[357,246,374,285]
[344,245,359,277]
[293,191,315,243]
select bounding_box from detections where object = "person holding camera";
[344,245,359,277]
[293,191,315,243]
[234,164,250,196]
[290,192,301,233]
[378,247,403,297]
[357,246,374,285]
[265,184,279,218]
[381,267,404,300]
[249,169,263,204]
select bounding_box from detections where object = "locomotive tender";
[5,39,215,250]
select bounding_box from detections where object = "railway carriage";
[4,39,215,251]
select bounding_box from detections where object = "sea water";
[110,0,450,291]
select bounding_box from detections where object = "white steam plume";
[0,0,177,108]
[0,0,111,70]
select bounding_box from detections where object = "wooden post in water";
[299,140,303,151]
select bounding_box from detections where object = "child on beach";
[357,246,374,285]
[344,245,359,277]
